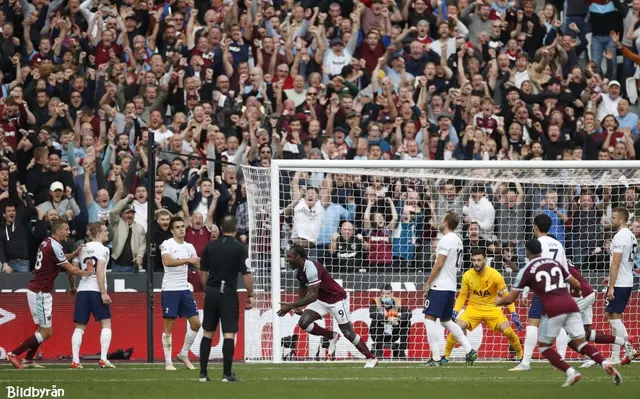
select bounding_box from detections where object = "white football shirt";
[538,235,568,272]
[610,227,638,288]
[161,238,197,291]
[431,232,463,292]
[76,242,111,292]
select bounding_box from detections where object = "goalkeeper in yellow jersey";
[443,248,524,361]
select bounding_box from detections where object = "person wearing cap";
[322,8,362,79]
[36,181,81,223]
[596,79,622,122]
[108,194,146,273]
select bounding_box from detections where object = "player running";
[7,220,92,369]
[277,245,378,368]
[161,216,202,371]
[423,212,478,367]
[604,207,638,365]
[566,260,638,368]
[70,222,114,369]
[511,214,569,371]
[442,248,523,362]
[498,239,621,387]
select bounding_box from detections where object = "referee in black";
[198,215,254,382]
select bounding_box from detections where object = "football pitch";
[0,362,638,399]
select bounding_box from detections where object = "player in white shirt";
[605,207,638,364]
[161,216,201,371]
[70,222,114,369]
[512,214,570,371]
[423,212,478,366]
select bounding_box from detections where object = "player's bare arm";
[566,275,581,298]
[607,252,622,301]
[161,253,197,267]
[65,245,84,261]
[61,260,94,277]
[199,270,208,290]
[243,273,254,309]
[277,284,320,316]
[424,254,446,295]
[496,289,521,307]
[97,259,111,305]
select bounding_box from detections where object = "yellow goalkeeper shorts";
[458,307,508,332]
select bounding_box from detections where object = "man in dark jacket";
[368,284,411,359]
[0,183,37,272]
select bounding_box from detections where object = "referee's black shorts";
[202,287,240,333]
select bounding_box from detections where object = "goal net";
[242,160,640,363]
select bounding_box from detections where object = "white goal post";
[242,160,640,363]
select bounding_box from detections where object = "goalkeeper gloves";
[452,310,458,322]
[511,312,523,331]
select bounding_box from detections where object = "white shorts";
[306,299,351,325]
[575,292,596,325]
[27,290,53,328]
[539,312,585,344]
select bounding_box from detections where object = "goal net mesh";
[242,164,640,362]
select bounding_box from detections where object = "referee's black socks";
[200,336,212,376]
[223,338,234,376]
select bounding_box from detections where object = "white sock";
[556,328,569,360]
[609,320,627,361]
[521,326,538,367]
[442,320,472,353]
[162,333,172,364]
[100,328,112,361]
[35,331,44,344]
[566,366,577,376]
[425,319,441,361]
[179,328,198,358]
[71,329,84,364]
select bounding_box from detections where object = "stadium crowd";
[0,0,639,276]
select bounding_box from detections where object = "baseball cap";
[346,112,358,119]
[546,77,561,86]
[123,204,136,213]
[330,37,345,47]
[609,80,621,87]
[50,181,64,191]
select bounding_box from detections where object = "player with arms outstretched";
[70,222,114,369]
[498,239,621,387]
[604,207,638,364]
[512,214,569,371]
[443,248,523,362]
[566,259,638,368]
[161,216,202,371]
[7,220,92,369]
[277,245,378,368]
[423,212,478,366]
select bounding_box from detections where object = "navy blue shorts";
[528,295,543,319]
[73,291,111,324]
[423,290,455,320]
[162,290,198,319]
[606,287,633,314]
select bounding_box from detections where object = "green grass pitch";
[0,363,638,399]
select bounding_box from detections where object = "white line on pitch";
[0,376,619,383]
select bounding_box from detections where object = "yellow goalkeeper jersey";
[454,266,516,313]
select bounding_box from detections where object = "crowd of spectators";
[0,0,639,276]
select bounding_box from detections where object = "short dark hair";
[170,216,184,230]
[613,207,630,223]
[51,219,69,234]
[470,247,486,257]
[444,211,460,230]
[525,239,542,256]
[381,283,392,291]
[534,214,552,233]
[220,215,238,234]
[287,245,307,259]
